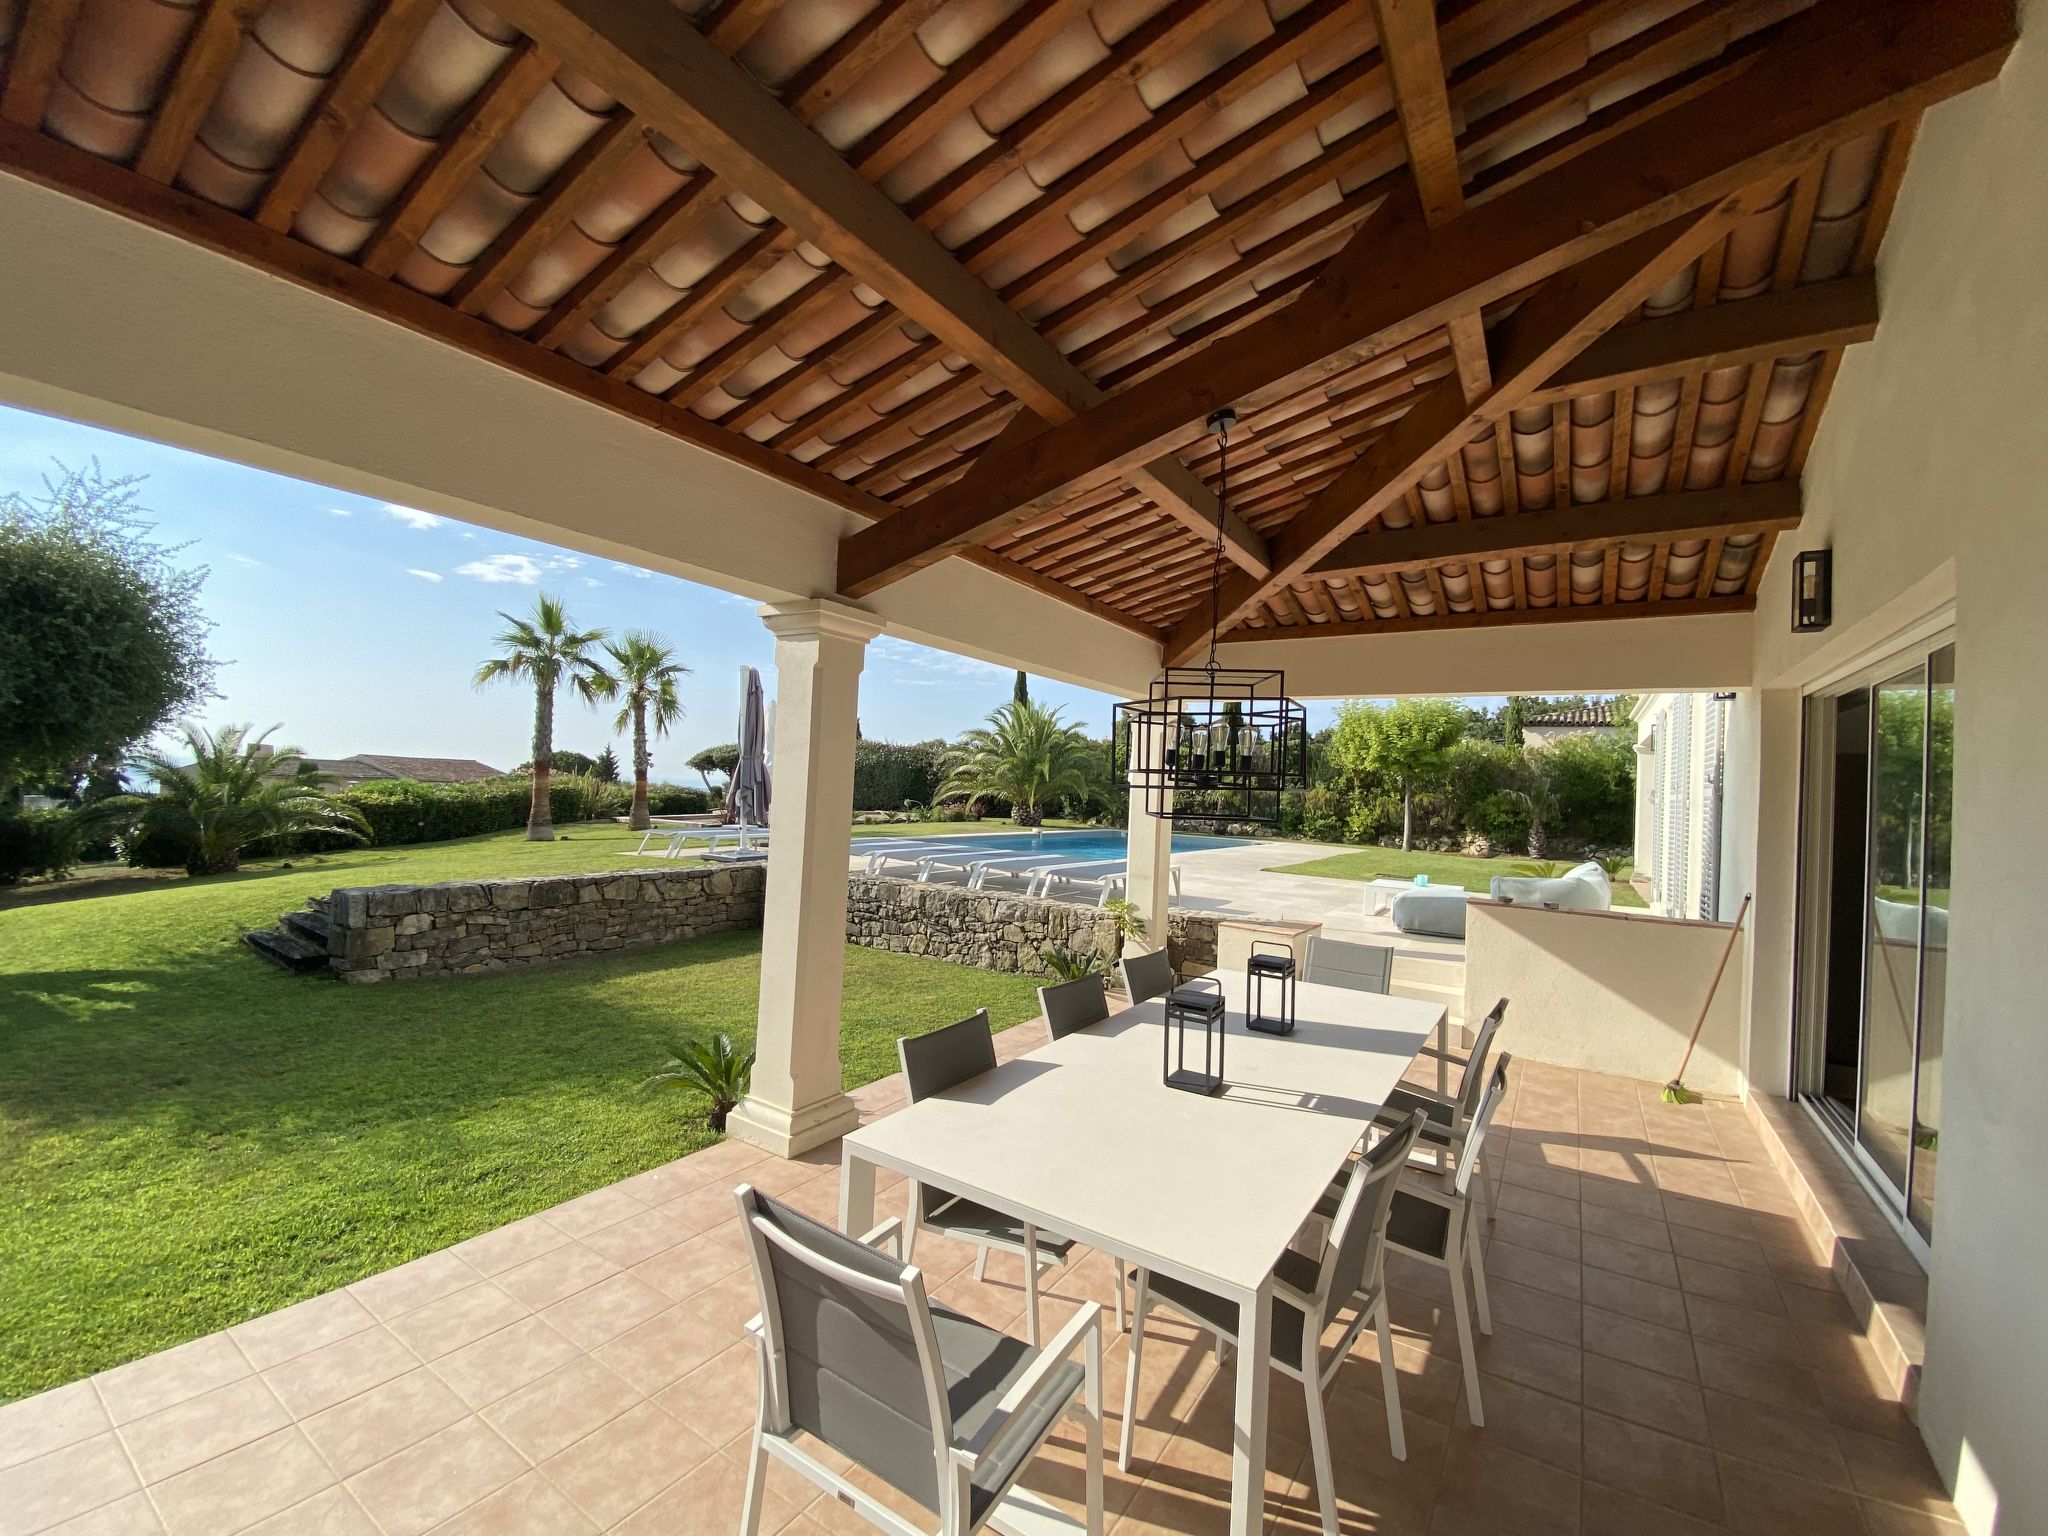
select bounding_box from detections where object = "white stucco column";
[726,598,883,1159]
[1124,719,1174,960]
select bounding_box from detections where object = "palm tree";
[938,699,1102,827]
[473,594,614,841]
[99,723,368,876]
[605,630,689,831]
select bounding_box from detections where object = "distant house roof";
[1524,703,1618,728]
[349,755,504,783]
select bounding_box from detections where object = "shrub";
[0,807,80,884]
[1299,785,1345,842]
[644,782,713,816]
[1538,733,1637,847]
[852,739,946,812]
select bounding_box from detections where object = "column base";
[726,1091,862,1160]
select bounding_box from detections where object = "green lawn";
[1266,844,1647,908]
[0,825,1045,1399]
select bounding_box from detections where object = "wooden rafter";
[1225,592,1758,641]
[486,0,1269,578]
[1309,482,1802,578]
[0,0,84,128]
[134,0,264,183]
[834,0,2011,603]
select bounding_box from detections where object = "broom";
[1662,893,1752,1105]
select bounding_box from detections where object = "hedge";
[853,739,946,812]
[0,807,79,885]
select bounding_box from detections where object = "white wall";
[1736,10,2048,1528]
[0,171,1162,700]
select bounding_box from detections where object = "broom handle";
[1673,894,1752,1086]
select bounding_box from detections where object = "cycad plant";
[937,699,1102,827]
[605,630,689,832]
[1041,946,1100,981]
[99,722,368,876]
[473,594,614,841]
[638,1033,755,1133]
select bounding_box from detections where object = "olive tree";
[0,463,215,796]
[1330,698,1467,851]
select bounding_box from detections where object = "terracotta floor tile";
[630,1231,750,1303]
[540,1271,674,1352]
[1481,1239,1583,1301]
[1833,1425,1957,1516]
[149,1425,334,1536]
[613,1449,810,1536]
[1581,1409,1723,1520]
[344,1418,525,1536]
[1578,1203,1673,1253]
[117,1374,291,1484]
[1857,1501,1967,1536]
[1429,1436,1580,1536]
[263,1326,420,1420]
[1715,1454,1866,1536]
[1668,1224,1773,1277]
[592,1303,729,1396]
[428,1470,599,1534]
[1581,1479,1727,1535]
[230,1291,377,1374]
[1681,1293,1800,1359]
[384,1284,528,1363]
[579,1207,699,1270]
[0,1379,109,1472]
[1580,1268,1689,1332]
[1450,1373,1581,1473]
[0,1432,140,1534]
[1580,1307,1698,1385]
[1699,1391,1849,1491]
[541,1401,717,1528]
[1582,1234,1681,1290]
[1480,1276,1582,1347]
[495,1243,620,1312]
[300,1367,471,1481]
[1494,1183,1583,1229]
[1677,1258,1786,1317]
[349,1251,485,1324]
[448,1216,573,1280]
[1580,1355,1708,1445]
[42,1491,167,1534]
[685,1270,769,1338]
[433,1316,583,1410]
[94,1333,251,1426]
[543,1186,651,1239]
[1692,1342,1825,1420]
[240,1486,379,1534]
[479,1357,641,1463]
[653,1342,758,1451]
[1470,1324,1581,1404]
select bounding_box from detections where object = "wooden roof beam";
[835,0,2011,601]
[1221,592,1758,642]
[487,0,1269,579]
[1309,482,1801,577]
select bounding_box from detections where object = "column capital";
[757,597,885,645]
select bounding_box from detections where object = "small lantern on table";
[1162,978,1227,1096]
[1245,941,1297,1036]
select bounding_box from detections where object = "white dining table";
[838,970,1447,1536]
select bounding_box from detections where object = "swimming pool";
[862,829,1246,860]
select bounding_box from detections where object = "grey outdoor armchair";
[734,1185,1105,1536]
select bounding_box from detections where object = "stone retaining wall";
[845,874,1216,980]
[326,864,766,982]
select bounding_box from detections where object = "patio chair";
[1301,936,1394,994]
[899,1012,1078,1345]
[1120,1112,1429,1536]
[1118,949,1174,1004]
[733,1185,1106,1536]
[1352,1055,1511,1426]
[1037,975,1110,1040]
[1375,997,1509,1222]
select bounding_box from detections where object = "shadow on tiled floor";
[0,1028,1961,1535]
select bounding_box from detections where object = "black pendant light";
[1113,408,1309,828]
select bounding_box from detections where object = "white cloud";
[384,503,442,531]
[326,506,353,518]
[455,553,543,584]
[226,552,263,567]
[609,561,657,580]
[870,637,1007,689]
[406,568,444,583]
[581,576,601,588]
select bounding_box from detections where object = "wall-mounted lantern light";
[1792,549,1832,633]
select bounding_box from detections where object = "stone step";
[243,927,331,974]
[282,908,332,947]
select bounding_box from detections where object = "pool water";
[873,829,1245,860]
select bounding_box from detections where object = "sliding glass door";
[1797,636,1954,1244]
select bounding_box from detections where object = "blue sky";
[2,403,1511,773]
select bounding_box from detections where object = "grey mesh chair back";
[1454,998,1510,1126]
[1039,975,1110,1039]
[736,1187,953,1511]
[899,1010,996,1104]
[1453,1055,1512,1198]
[1324,1111,1427,1310]
[1303,936,1394,995]
[1119,948,1174,1004]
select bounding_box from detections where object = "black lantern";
[1245,941,1297,1036]
[1112,408,1309,828]
[1162,977,1227,1095]
[1792,548,1832,632]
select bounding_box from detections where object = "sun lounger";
[857,840,979,876]
[909,850,1061,888]
[631,823,769,858]
[1026,857,1183,905]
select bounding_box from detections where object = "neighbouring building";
[1518,699,1625,749]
